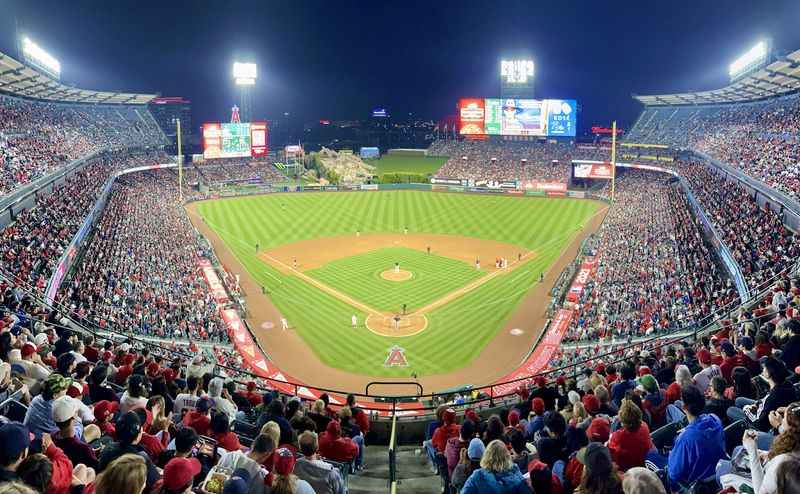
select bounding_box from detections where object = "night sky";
[2,1,800,134]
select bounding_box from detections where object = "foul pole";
[610,120,617,202]
[176,118,183,202]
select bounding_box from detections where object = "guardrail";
[388,413,398,493]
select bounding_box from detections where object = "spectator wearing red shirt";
[182,397,213,436]
[432,408,460,453]
[346,393,370,435]
[240,382,263,407]
[755,331,773,359]
[719,341,749,383]
[318,420,358,463]
[211,412,242,452]
[607,399,653,471]
[82,335,99,363]
[92,400,119,439]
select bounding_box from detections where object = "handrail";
[388,413,398,493]
[365,381,424,398]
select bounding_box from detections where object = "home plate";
[261,322,275,330]
[510,328,524,336]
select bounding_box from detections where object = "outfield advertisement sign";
[573,162,613,179]
[431,177,467,186]
[202,122,268,159]
[566,257,598,304]
[524,181,567,192]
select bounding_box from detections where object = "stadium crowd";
[0,95,166,196]
[429,140,608,183]
[626,93,800,200]
[563,170,738,344]
[56,169,227,342]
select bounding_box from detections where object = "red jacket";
[182,411,211,436]
[44,443,73,494]
[607,423,652,471]
[353,407,370,434]
[318,421,358,463]
[720,353,749,383]
[139,432,169,461]
[213,431,242,452]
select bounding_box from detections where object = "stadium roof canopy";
[0,50,157,105]
[633,48,800,106]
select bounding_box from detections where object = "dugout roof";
[633,48,800,106]
[0,50,157,105]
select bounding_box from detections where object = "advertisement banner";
[202,123,222,159]
[359,184,379,191]
[458,98,486,135]
[431,177,465,186]
[198,259,229,304]
[566,257,598,303]
[573,162,613,179]
[524,181,567,192]
[250,122,268,157]
[491,308,574,396]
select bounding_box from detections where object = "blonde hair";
[271,474,297,494]
[260,421,281,447]
[0,482,39,494]
[589,373,607,390]
[572,402,588,422]
[95,454,147,494]
[618,399,642,431]
[480,439,513,472]
[312,399,325,414]
[594,385,610,404]
[338,406,352,420]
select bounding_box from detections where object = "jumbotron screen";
[459,98,577,137]
[202,122,268,159]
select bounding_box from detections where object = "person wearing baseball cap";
[97,412,160,491]
[159,457,201,494]
[52,395,99,470]
[318,420,358,463]
[222,468,251,494]
[577,443,621,492]
[272,447,314,494]
[182,396,213,436]
[0,422,32,482]
[693,348,721,394]
[719,341,748,383]
[15,342,51,381]
[23,374,73,437]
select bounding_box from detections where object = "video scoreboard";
[202,122,268,159]
[459,98,577,137]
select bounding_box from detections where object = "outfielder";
[351,314,358,328]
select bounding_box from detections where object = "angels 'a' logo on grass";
[384,345,409,367]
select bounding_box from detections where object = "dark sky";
[2,1,800,133]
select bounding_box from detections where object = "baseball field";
[188,190,604,384]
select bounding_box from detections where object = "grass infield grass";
[193,190,600,377]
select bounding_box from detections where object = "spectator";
[0,423,33,483]
[208,378,238,424]
[271,447,314,494]
[210,412,242,452]
[742,402,800,494]
[216,433,275,491]
[578,443,622,494]
[431,408,459,453]
[728,357,799,432]
[120,375,149,414]
[535,412,567,468]
[452,437,485,492]
[461,439,531,494]
[293,431,344,494]
[667,385,726,486]
[157,457,201,494]
[607,399,652,471]
[621,467,666,494]
[51,396,99,469]
[94,453,148,494]
[703,376,733,426]
[181,397,212,436]
[97,412,160,491]
[318,421,358,464]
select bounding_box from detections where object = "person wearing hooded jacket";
[318,420,358,463]
[668,384,726,487]
[431,408,460,453]
[461,439,532,494]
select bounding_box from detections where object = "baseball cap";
[0,423,32,459]
[638,374,658,393]
[162,368,176,382]
[740,336,754,350]
[273,448,296,476]
[637,366,651,377]
[163,457,202,490]
[586,417,611,443]
[223,469,251,494]
[52,396,78,423]
[697,348,712,365]
[577,442,613,476]
[532,397,545,415]
[21,343,37,358]
[196,397,214,413]
[721,341,736,357]
[44,374,72,395]
[34,333,49,347]
[116,411,142,444]
[582,394,600,414]
[119,343,131,352]
[467,437,485,460]
[93,400,119,422]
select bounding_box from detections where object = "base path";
[186,201,608,393]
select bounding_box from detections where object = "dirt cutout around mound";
[186,198,608,394]
[380,269,413,281]
[258,233,534,337]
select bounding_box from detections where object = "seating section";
[625,93,800,199]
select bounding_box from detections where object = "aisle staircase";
[347,444,441,494]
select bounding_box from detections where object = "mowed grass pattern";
[369,155,448,176]
[306,247,483,312]
[193,191,601,378]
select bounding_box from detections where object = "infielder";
[351,314,358,328]
[394,262,400,273]
[281,317,289,331]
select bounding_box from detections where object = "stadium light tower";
[500,59,535,99]
[20,36,61,80]
[233,62,257,123]
[729,40,771,82]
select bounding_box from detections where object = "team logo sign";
[384,345,409,367]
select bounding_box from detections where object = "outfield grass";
[369,155,447,176]
[193,191,600,377]
[306,247,483,312]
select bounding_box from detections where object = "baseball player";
[393,314,401,331]
[351,314,358,328]
[475,258,480,270]
[394,262,400,273]
[281,317,289,331]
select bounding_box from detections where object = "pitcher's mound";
[365,313,428,337]
[380,269,413,281]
